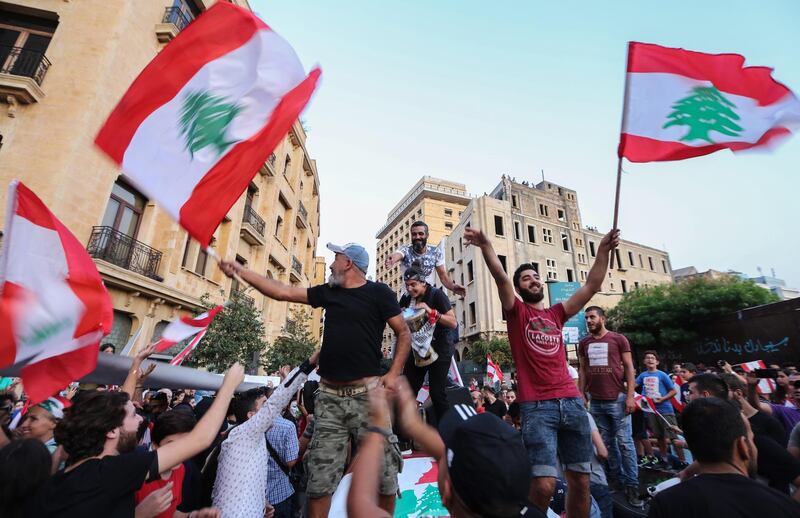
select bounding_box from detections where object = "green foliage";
[606,277,778,350]
[183,292,267,373]
[465,337,512,369]
[262,307,318,374]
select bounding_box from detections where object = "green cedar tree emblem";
[179,91,243,159]
[662,86,743,143]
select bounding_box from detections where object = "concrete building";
[447,176,673,360]
[675,267,800,301]
[0,0,321,367]
[374,177,471,353]
[749,275,800,300]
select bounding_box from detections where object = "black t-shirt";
[399,284,453,356]
[754,433,800,493]
[29,450,159,517]
[485,399,507,418]
[648,473,800,518]
[751,410,790,447]
[308,281,401,381]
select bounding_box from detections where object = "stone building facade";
[0,0,321,368]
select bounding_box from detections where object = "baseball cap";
[327,242,369,273]
[438,404,536,517]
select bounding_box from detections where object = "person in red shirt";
[464,226,619,517]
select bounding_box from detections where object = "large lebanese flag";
[95,2,321,247]
[619,42,800,162]
[486,354,504,384]
[153,305,224,353]
[0,182,113,404]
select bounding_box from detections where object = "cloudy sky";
[252,0,800,287]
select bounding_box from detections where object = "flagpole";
[206,247,250,289]
[610,42,633,269]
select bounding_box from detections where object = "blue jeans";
[590,393,639,488]
[520,397,592,477]
[590,482,612,518]
[272,496,294,518]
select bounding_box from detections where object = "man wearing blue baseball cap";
[219,242,411,518]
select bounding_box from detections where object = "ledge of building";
[96,260,205,310]
[0,73,45,104]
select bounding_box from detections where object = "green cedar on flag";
[619,42,800,162]
[95,2,321,247]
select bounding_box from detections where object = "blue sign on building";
[546,281,588,344]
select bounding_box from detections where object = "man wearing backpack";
[266,402,301,518]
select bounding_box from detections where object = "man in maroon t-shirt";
[578,306,642,507]
[464,226,619,517]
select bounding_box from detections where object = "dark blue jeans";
[590,393,639,488]
[272,496,294,518]
[590,482,612,518]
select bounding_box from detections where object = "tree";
[183,292,267,373]
[262,306,318,374]
[465,336,512,369]
[662,86,742,143]
[606,277,778,351]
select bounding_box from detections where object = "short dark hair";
[512,263,539,288]
[584,306,605,317]
[403,266,426,283]
[681,362,698,373]
[233,388,266,423]
[682,398,745,464]
[100,343,115,353]
[642,350,659,361]
[688,373,729,399]
[720,373,745,393]
[0,439,53,518]
[151,410,197,445]
[410,221,429,233]
[55,391,129,463]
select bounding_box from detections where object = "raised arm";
[463,228,516,312]
[384,251,403,269]
[383,314,411,389]
[435,264,466,297]
[219,261,308,304]
[562,229,619,319]
[155,363,244,473]
[121,343,157,400]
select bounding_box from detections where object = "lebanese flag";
[0,182,113,404]
[619,42,800,163]
[737,360,776,394]
[671,376,685,412]
[168,328,208,366]
[449,356,464,387]
[487,354,504,384]
[634,393,658,414]
[153,305,223,353]
[95,2,321,247]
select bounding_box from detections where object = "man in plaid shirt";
[266,414,300,518]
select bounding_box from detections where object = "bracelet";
[366,425,391,438]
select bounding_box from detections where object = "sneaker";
[653,457,671,470]
[637,456,649,467]
[625,486,645,508]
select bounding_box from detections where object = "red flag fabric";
[619,42,800,162]
[487,354,504,384]
[0,181,113,404]
[153,305,223,353]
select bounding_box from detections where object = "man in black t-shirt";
[482,386,507,418]
[220,242,410,518]
[649,397,800,518]
[29,365,243,517]
[400,266,458,421]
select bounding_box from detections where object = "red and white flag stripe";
[153,305,224,353]
[487,354,504,384]
[168,328,208,366]
[95,2,321,247]
[0,182,113,404]
[737,360,776,394]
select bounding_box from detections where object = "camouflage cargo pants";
[304,389,403,497]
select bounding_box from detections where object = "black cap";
[438,404,536,517]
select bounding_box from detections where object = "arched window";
[105,311,133,349]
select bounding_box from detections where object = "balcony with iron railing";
[290,256,304,282]
[296,201,308,229]
[0,45,52,103]
[155,6,193,43]
[240,204,266,246]
[86,226,163,280]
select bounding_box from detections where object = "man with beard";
[648,398,800,517]
[464,226,619,517]
[578,306,642,507]
[384,220,466,296]
[28,364,244,517]
[219,242,410,518]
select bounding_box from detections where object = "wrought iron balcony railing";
[162,6,192,32]
[232,288,255,306]
[292,256,303,275]
[87,226,162,280]
[298,201,308,221]
[242,204,266,236]
[0,45,51,85]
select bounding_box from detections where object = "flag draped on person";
[619,41,800,163]
[737,359,776,394]
[153,305,224,353]
[486,354,504,384]
[94,2,321,247]
[0,181,113,404]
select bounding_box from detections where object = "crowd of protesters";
[1,230,799,518]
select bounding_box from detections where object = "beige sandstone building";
[0,0,322,370]
[448,176,673,361]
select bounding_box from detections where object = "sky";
[252,0,800,287]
